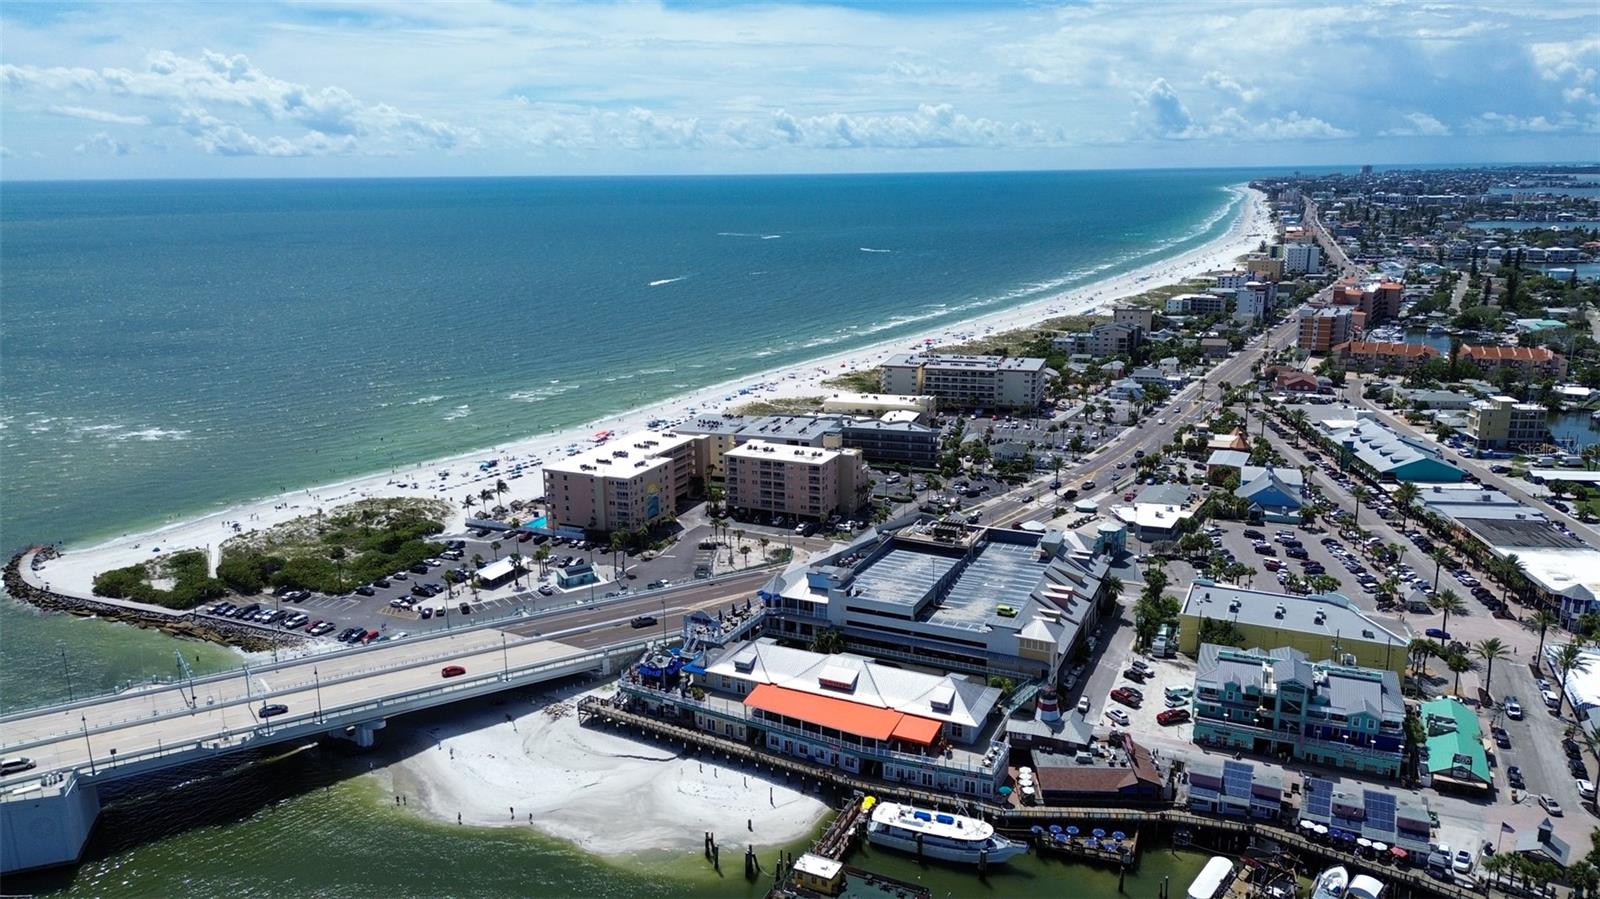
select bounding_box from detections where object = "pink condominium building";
[542,430,703,533]
[724,440,868,522]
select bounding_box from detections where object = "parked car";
[1539,795,1563,816]
[355,585,376,597]
[1105,709,1130,727]
[1578,779,1597,801]
[1110,687,1141,707]
[1156,708,1190,726]
[1076,697,1090,715]
[441,665,467,678]
[1425,628,1451,640]
[1453,850,1474,874]
[1122,667,1149,683]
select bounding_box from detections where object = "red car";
[1110,687,1141,707]
[1157,708,1191,726]
[441,665,467,678]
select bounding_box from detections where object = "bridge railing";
[0,640,651,794]
[0,568,771,723]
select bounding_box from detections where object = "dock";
[578,696,1485,899]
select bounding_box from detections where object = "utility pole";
[314,667,324,723]
[501,633,510,681]
[80,714,97,775]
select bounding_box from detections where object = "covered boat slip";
[743,683,943,748]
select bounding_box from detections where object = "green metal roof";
[1421,698,1489,783]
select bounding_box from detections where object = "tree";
[1408,638,1440,680]
[610,531,627,580]
[1473,638,1509,697]
[462,495,477,511]
[495,478,508,509]
[1394,482,1420,528]
[758,535,771,563]
[489,539,502,562]
[809,627,846,654]
[1533,608,1560,662]
[508,552,524,588]
[1446,651,1471,696]
[1430,546,1452,595]
[534,546,550,576]
[1498,553,1527,608]
[1552,642,1593,718]
[1430,589,1466,635]
[739,544,751,568]
[1350,485,1368,530]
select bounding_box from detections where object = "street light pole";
[501,633,510,681]
[60,645,75,702]
[80,714,97,775]
[314,667,324,723]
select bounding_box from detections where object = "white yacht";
[1311,865,1349,899]
[864,802,1025,865]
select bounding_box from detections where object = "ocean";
[1,169,1243,896]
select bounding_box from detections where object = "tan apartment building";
[1458,345,1568,380]
[880,353,1052,410]
[1330,280,1402,324]
[724,440,867,522]
[1465,396,1550,450]
[1112,304,1154,332]
[1246,255,1285,281]
[543,430,704,533]
[1298,306,1355,354]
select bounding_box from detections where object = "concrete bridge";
[0,569,771,876]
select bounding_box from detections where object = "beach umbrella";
[1314,825,1329,836]
[1299,819,1315,830]
[1341,832,1358,843]
[1092,828,1106,838]
[1372,842,1388,853]
[1390,846,1407,860]
[1066,826,1080,836]
[1112,831,1126,841]
[1357,838,1373,849]
[1049,824,1063,835]
[998,785,1013,796]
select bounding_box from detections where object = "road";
[0,571,770,777]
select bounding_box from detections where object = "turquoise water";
[0,170,1249,896]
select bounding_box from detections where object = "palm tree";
[1430,589,1466,635]
[739,545,751,568]
[1470,638,1509,698]
[462,495,477,511]
[758,536,771,563]
[489,540,502,562]
[1551,642,1592,718]
[508,552,524,588]
[1430,546,1452,595]
[1350,484,1368,530]
[610,531,626,580]
[1394,481,1419,528]
[1532,608,1559,662]
[1408,638,1437,680]
[1498,553,1526,607]
[1446,651,1471,696]
[495,478,508,509]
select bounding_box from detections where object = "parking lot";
[1094,651,1198,743]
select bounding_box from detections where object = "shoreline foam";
[33,185,1271,598]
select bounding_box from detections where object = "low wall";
[3,548,287,652]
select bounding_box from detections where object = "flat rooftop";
[1181,582,1407,648]
[850,546,961,611]
[934,539,1048,631]
[544,429,700,477]
[726,440,848,465]
[884,352,1047,373]
[739,414,843,443]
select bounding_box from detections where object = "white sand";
[31,186,1272,598]
[390,686,828,855]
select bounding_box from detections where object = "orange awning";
[743,684,942,746]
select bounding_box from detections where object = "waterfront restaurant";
[621,637,1010,799]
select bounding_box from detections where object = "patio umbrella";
[1066,826,1080,836]
[1299,819,1316,830]
[1031,825,1044,836]
[1049,825,1063,835]
[1357,838,1373,849]
[1112,832,1126,841]
[1092,828,1106,838]
[998,785,1013,796]
[1371,842,1388,853]
[1390,846,1408,860]
[1314,825,1329,836]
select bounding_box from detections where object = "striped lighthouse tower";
[1035,681,1062,723]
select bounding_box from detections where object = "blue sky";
[1,0,1597,179]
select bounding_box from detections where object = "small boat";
[1347,874,1386,899]
[864,802,1025,866]
[1188,856,1235,899]
[1311,865,1350,899]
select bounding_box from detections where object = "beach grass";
[819,369,882,393]
[730,396,827,416]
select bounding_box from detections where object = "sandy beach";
[33,185,1272,597]
[387,685,829,855]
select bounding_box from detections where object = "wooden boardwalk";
[577,697,1482,899]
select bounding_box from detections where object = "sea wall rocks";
[5,548,293,653]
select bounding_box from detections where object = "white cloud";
[178,107,355,157]
[1380,112,1452,137]
[1133,79,1350,142]
[74,131,132,156]
[1133,78,1202,139]
[49,105,150,126]
[1466,112,1565,133]
[1202,71,1260,104]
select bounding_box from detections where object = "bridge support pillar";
[0,775,100,877]
[330,718,387,749]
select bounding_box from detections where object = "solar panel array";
[1364,789,1396,835]
[1305,777,1333,819]
[1222,760,1255,799]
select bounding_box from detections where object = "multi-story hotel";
[880,353,1053,410]
[1330,340,1440,372]
[1330,280,1402,324]
[1465,395,1551,450]
[1285,242,1322,275]
[542,430,704,533]
[1190,644,1406,779]
[723,440,867,521]
[1298,307,1355,353]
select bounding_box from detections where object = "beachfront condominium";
[676,413,940,470]
[1298,307,1355,354]
[879,352,1053,410]
[723,440,867,522]
[1112,304,1154,333]
[542,430,704,533]
[1190,644,1405,779]
[1052,321,1142,358]
[1285,242,1323,275]
[1465,395,1551,451]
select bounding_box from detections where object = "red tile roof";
[1459,345,1559,362]
[1333,341,1440,358]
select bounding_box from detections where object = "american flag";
[1501,822,1515,833]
